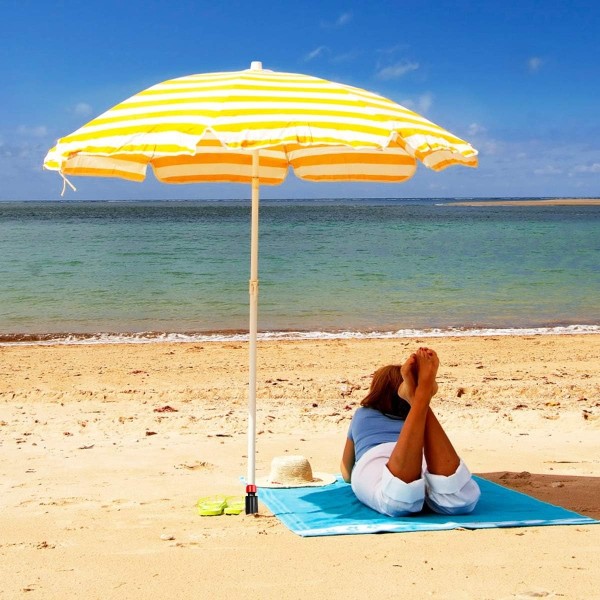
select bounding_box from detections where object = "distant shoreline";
[446,198,600,206]
[2,197,599,207]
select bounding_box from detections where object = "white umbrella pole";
[245,149,260,514]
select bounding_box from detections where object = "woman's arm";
[340,438,356,483]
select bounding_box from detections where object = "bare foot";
[398,353,417,403]
[415,347,439,398]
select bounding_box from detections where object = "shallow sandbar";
[447,198,600,207]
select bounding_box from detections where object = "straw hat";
[256,455,336,488]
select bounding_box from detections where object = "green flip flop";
[196,495,227,516]
[223,496,244,515]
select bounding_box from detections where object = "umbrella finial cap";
[250,61,263,71]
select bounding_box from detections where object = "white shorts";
[351,442,481,517]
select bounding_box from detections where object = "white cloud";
[73,102,93,117]
[330,50,359,64]
[479,139,500,156]
[399,93,433,115]
[17,125,48,138]
[467,123,487,136]
[527,56,543,73]
[302,46,359,64]
[377,44,406,55]
[321,12,352,28]
[533,165,563,175]
[303,46,328,62]
[335,12,352,27]
[571,162,600,174]
[376,60,419,80]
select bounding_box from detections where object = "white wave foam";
[2,324,599,346]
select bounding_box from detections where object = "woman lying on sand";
[341,347,481,517]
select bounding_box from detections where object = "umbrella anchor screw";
[245,484,258,514]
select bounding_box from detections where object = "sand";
[1,334,599,599]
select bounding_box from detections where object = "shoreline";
[1,322,599,346]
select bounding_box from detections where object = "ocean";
[0,198,598,344]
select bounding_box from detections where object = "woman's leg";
[422,408,480,514]
[396,349,462,477]
[387,348,480,515]
[423,409,460,476]
[415,388,480,514]
[351,443,425,516]
[386,348,438,483]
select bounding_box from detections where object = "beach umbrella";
[43,61,478,513]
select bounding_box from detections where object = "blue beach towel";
[259,476,598,537]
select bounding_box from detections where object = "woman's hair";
[360,364,411,419]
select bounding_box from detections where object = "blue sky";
[1,0,598,200]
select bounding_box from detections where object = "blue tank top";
[348,407,404,462]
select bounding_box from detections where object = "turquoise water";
[0,199,598,342]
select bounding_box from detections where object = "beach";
[1,334,599,599]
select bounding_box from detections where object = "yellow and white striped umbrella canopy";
[44,62,477,185]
